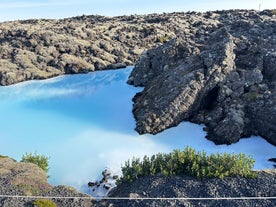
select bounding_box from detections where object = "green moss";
[0,155,8,159]
[118,147,256,184]
[32,199,57,207]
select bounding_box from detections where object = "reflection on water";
[0,67,275,191]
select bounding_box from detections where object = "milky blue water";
[0,67,275,192]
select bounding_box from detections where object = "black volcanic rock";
[0,13,182,85]
[2,156,275,207]
[128,10,276,146]
[100,170,276,207]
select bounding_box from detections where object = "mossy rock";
[32,199,57,207]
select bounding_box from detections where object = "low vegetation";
[32,199,57,207]
[17,181,51,196]
[21,152,50,174]
[0,154,8,159]
[118,147,256,183]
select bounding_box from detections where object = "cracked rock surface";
[128,10,276,146]
[0,13,182,85]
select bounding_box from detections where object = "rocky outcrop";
[128,10,276,146]
[3,155,275,207]
[0,13,182,85]
[99,170,276,207]
[0,156,93,207]
[88,169,119,197]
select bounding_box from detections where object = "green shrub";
[0,155,8,159]
[32,199,57,207]
[21,152,50,174]
[118,147,256,184]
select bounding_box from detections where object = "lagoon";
[0,67,275,192]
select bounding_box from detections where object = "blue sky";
[0,0,275,22]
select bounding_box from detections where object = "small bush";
[118,147,256,184]
[0,155,8,159]
[21,152,50,174]
[32,199,57,207]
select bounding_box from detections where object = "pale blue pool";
[0,67,275,192]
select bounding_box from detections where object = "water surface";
[0,67,275,192]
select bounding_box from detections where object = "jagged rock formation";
[0,156,93,207]
[0,13,182,85]
[100,170,276,207]
[128,10,276,146]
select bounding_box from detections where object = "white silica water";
[0,67,275,192]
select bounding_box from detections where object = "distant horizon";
[2,8,275,22]
[0,0,275,22]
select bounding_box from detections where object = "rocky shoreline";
[101,170,276,207]
[0,12,179,85]
[128,9,276,146]
[1,156,275,207]
[0,157,93,207]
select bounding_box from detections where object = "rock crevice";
[128,10,276,145]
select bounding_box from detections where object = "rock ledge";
[128,10,276,146]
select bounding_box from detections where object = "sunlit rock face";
[0,12,185,85]
[128,10,276,146]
